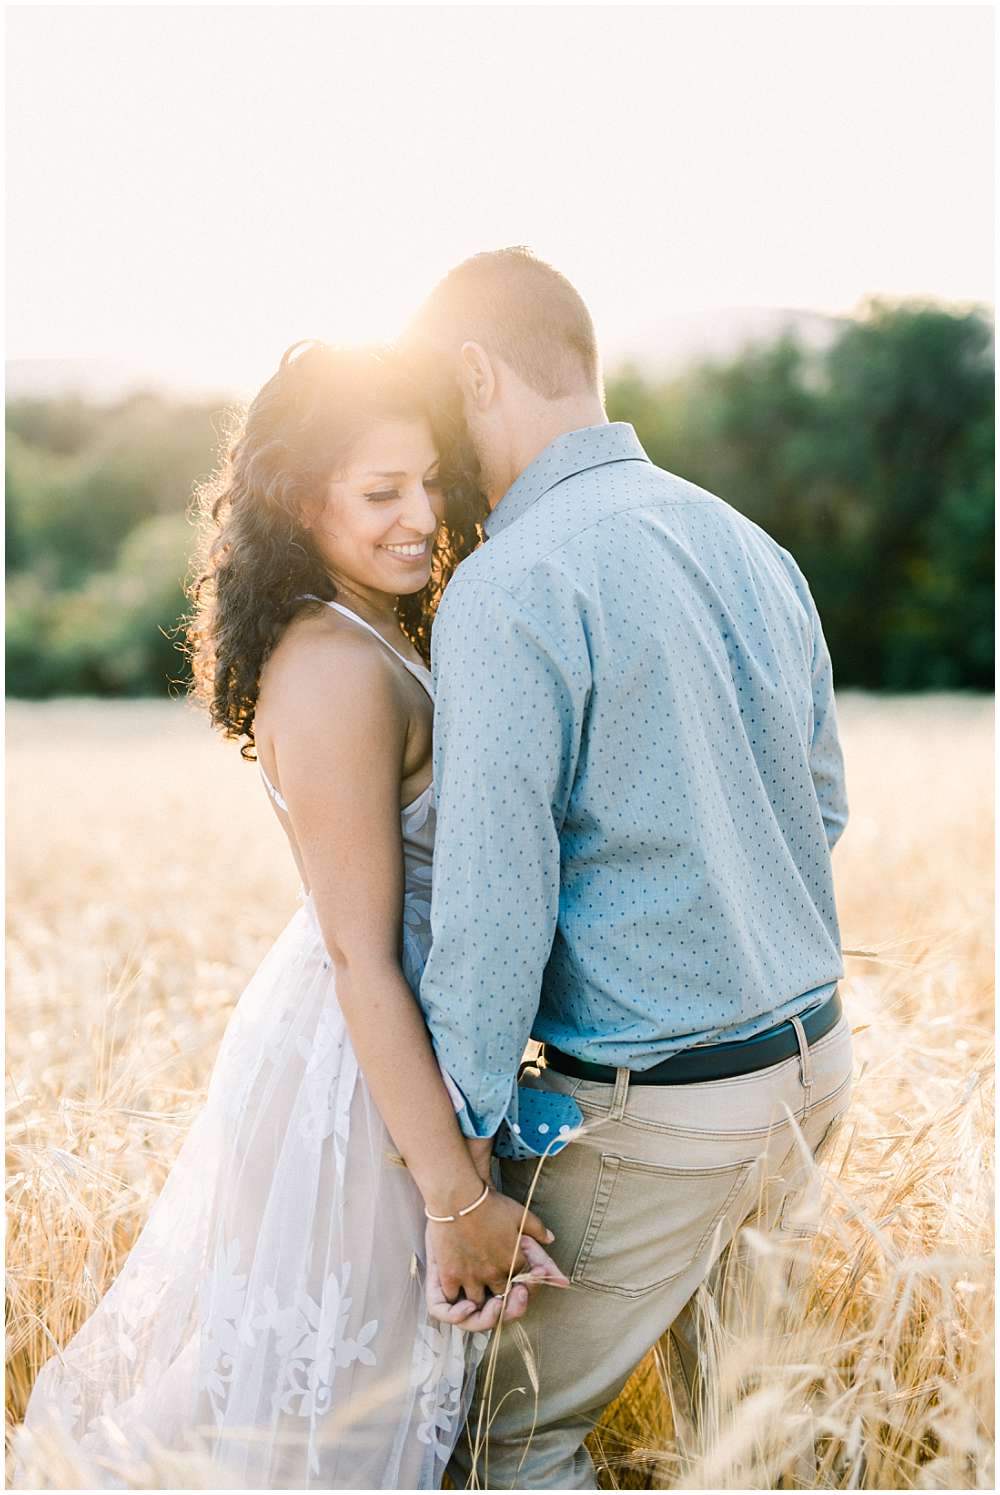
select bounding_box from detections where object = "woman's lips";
[380,540,430,561]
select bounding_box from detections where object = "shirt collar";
[483,422,651,539]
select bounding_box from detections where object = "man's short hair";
[408,247,601,401]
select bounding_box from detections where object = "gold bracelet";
[424,1182,491,1223]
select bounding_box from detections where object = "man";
[407,248,853,1489]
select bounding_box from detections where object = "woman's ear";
[292,489,323,533]
[457,340,496,412]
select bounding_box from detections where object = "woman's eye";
[365,489,399,503]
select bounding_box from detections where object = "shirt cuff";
[439,1064,584,1160]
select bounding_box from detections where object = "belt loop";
[790,1015,813,1109]
[610,1066,630,1120]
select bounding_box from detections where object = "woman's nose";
[399,485,439,535]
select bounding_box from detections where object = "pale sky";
[7,5,994,394]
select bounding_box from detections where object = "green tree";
[5,304,992,697]
[815,301,994,687]
[611,302,993,690]
[7,393,220,586]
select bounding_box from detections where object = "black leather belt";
[541,989,842,1086]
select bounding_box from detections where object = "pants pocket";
[572,1153,754,1299]
[777,1107,847,1237]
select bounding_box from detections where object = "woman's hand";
[466,1135,496,1185]
[426,1230,570,1331]
[424,1190,569,1331]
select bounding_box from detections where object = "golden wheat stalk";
[6,695,995,1489]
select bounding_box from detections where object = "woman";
[15,343,557,1489]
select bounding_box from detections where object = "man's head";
[404,247,607,505]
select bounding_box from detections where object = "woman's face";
[308,417,444,602]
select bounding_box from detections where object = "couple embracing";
[19,250,853,1490]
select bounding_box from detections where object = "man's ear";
[457,340,496,411]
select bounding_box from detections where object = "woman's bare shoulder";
[257,607,405,736]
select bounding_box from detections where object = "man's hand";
[426,1229,570,1331]
[424,1189,569,1330]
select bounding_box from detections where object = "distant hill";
[5,358,234,404]
[7,308,846,405]
[602,306,844,374]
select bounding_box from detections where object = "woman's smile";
[380,539,432,561]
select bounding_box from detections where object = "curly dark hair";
[186,341,485,757]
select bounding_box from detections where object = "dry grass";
[6,693,994,1488]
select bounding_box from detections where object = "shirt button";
[538,1123,549,1134]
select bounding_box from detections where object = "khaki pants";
[448,1014,853,1490]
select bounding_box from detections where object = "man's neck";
[492,395,609,508]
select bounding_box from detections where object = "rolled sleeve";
[808,605,848,851]
[778,548,849,853]
[419,576,587,1156]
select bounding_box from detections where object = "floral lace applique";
[197,1238,254,1418]
[252,1263,378,1421]
[296,1008,352,1149]
[410,1320,488,1459]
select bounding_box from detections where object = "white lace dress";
[15,603,487,1490]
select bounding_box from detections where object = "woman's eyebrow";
[357,463,439,479]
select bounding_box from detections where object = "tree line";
[6,300,993,698]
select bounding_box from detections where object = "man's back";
[422,422,847,1147]
[410,252,853,1492]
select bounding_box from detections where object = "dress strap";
[258,762,289,812]
[261,597,434,815]
[301,595,433,699]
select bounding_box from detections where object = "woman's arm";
[261,628,559,1317]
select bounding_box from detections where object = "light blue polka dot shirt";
[420,423,847,1160]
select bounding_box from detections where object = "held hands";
[424,1187,570,1333]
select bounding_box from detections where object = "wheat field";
[6,693,994,1489]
